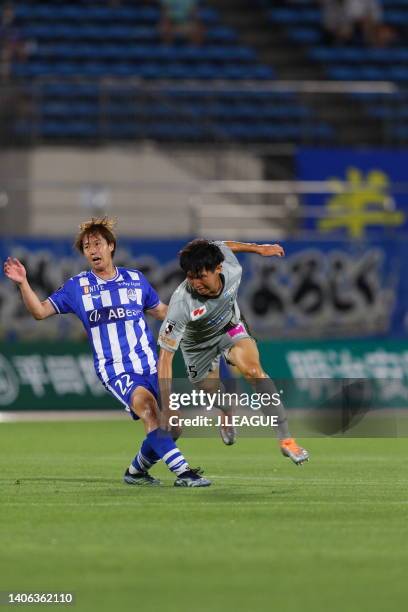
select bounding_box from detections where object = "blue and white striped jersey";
[48,267,160,383]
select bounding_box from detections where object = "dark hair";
[75,216,117,257]
[179,239,224,275]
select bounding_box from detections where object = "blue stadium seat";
[9,0,335,143]
[288,27,321,44]
[389,66,408,81]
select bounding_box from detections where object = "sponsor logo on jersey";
[191,306,207,320]
[89,309,101,323]
[118,281,141,288]
[82,284,103,295]
[88,306,142,326]
[208,311,230,327]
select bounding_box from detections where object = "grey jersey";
[158,242,242,352]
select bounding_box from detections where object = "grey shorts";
[180,320,251,383]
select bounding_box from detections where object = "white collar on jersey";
[90,266,120,284]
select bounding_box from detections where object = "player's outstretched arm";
[3,257,56,320]
[223,241,284,257]
[145,302,168,320]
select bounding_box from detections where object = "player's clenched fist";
[3,257,27,284]
[256,244,285,257]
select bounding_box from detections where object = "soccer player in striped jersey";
[3,217,210,488]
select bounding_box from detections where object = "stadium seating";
[263,0,408,142]
[14,83,333,142]
[7,1,333,143]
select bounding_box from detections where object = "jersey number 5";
[188,365,198,379]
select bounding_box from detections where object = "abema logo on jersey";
[89,306,142,325]
[89,310,101,323]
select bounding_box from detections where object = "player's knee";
[241,363,263,379]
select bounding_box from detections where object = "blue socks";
[131,437,161,474]
[130,429,189,476]
[147,429,189,475]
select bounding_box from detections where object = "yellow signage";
[318,167,405,238]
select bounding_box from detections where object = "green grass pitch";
[1,420,408,612]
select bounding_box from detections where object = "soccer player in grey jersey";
[158,239,309,466]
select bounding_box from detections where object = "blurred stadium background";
[2,3,408,612]
[1,0,408,415]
